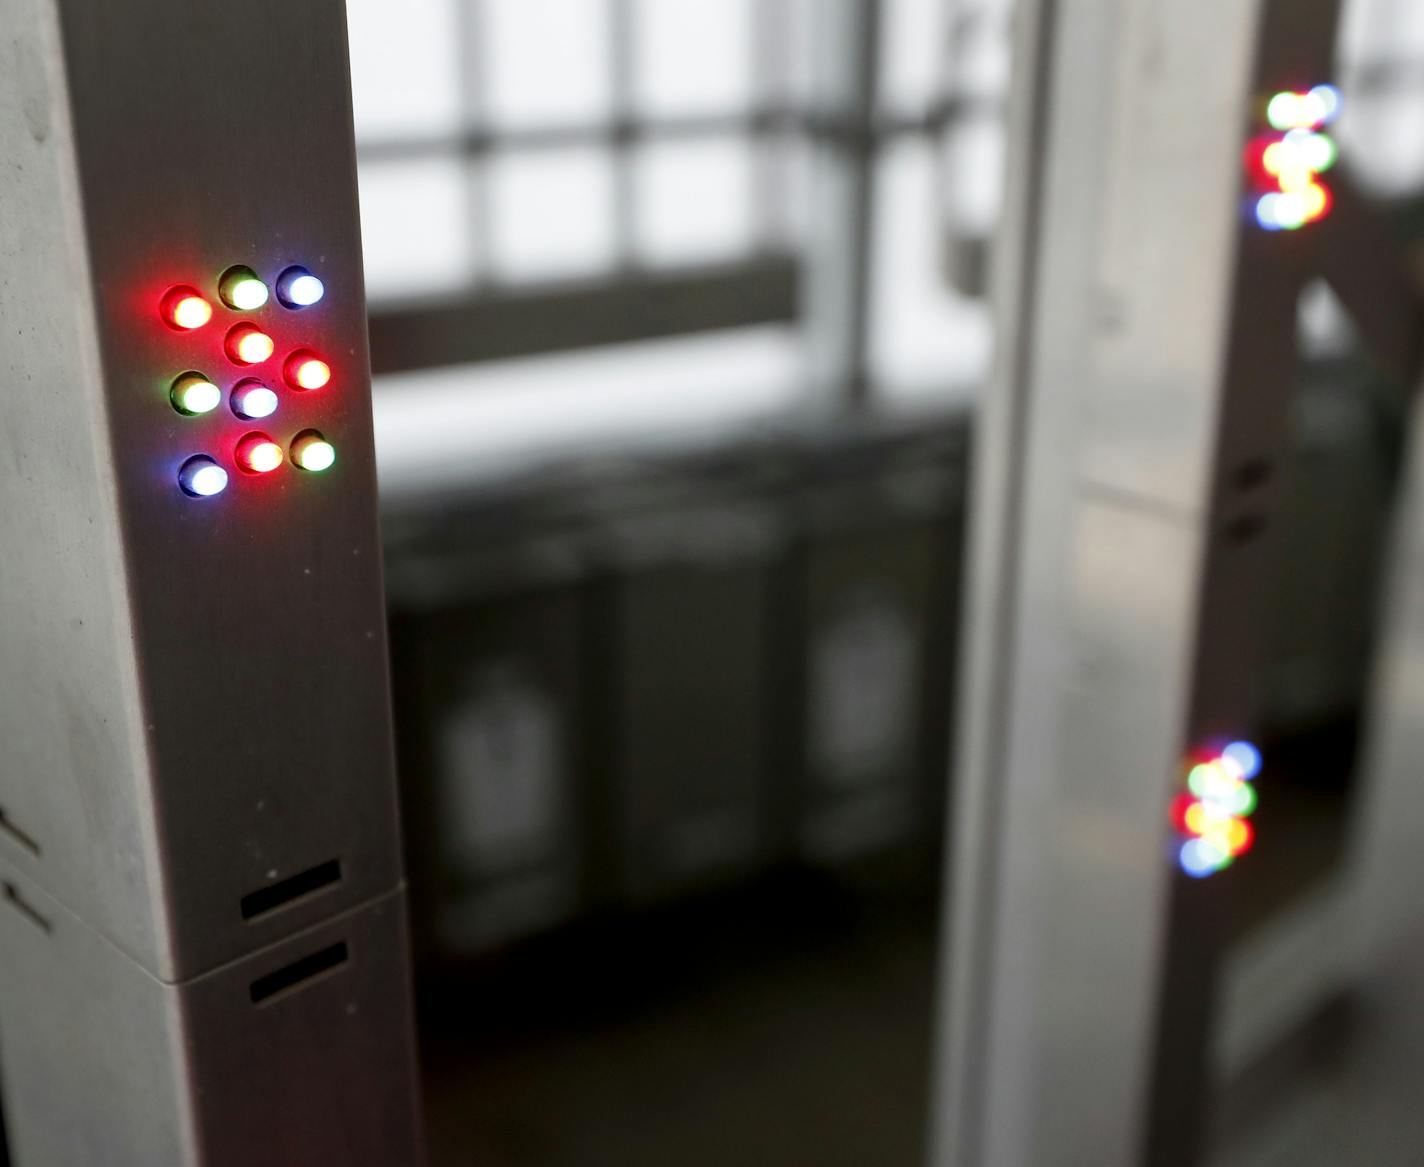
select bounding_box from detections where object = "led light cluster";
[1248,85,1341,232]
[1172,741,1261,878]
[160,263,336,498]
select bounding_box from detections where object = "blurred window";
[1338,0,1424,195]
[345,0,1013,483]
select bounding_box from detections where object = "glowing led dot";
[1301,182,1331,222]
[1226,817,1254,856]
[1169,793,1198,833]
[1180,837,1230,878]
[1187,762,1238,801]
[170,373,221,416]
[1256,193,1284,231]
[290,430,335,472]
[236,432,283,474]
[1275,165,1318,193]
[218,265,269,311]
[1184,800,1232,837]
[1282,128,1338,173]
[162,286,213,331]
[178,455,228,498]
[230,379,279,420]
[1310,84,1342,124]
[1224,781,1258,818]
[276,266,324,308]
[226,324,275,365]
[1273,190,1311,230]
[1266,91,1304,131]
[1222,740,1261,780]
[285,349,331,390]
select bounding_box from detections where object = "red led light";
[1169,793,1197,833]
[235,432,283,474]
[1227,817,1255,857]
[1242,137,1276,188]
[226,324,275,366]
[1302,181,1333,223]
[161,286,213,331]
[284,349,331,391]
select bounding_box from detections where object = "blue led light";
[1310,84,1342,125]
[1255,193,1283,230]
[1179,837,1228,878]
[275,265,324,309]
[231,380,279,420]
[1222,740,1262,780]
[178,455,228,498]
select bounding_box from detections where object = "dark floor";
[416,865,940,1167]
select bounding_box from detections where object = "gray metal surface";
[0,0,167,974]
[57,0,401,980]
[929,0,1275,1162]
[0,0,421,1160]
[1,0,403,983]
[0,863,422,1167]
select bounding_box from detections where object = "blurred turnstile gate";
[0,1,422,1163]
[930,0,1424,1164]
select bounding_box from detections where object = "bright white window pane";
[634,136,755,266]
[632,0,755,116]
[942,116,1005,236]
[489,148,616,282]
[347,0,462,140]
[372,327,806,495]
[954,1,1014,98]
[868,141,991,405]
[482,0,612,128]
[878,0,946,114]
[358,158,474,300]
[1338,0,1424,194]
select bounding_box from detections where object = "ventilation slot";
[3,882,51,934]
[0,808,40,857]
[249,941,348,1006]
[240,859,342,921]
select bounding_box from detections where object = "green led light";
[218,265,269,311]
[1227,782,1258,818]
[170,372,221,416]
[1186,763,1216,799]
[1266,91,1301,131]
[291,430,335,473]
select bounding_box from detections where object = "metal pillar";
[924,0,1424,1163]
[0,0,422,1162]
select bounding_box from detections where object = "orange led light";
[284,349,331,391]
[161,286,213,331]
[235,432,283,474]
[226,324,275,366]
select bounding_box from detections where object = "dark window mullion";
[610,0,639,271]
[454,0,494,286]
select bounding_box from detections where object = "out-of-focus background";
[354,3,998,1162]
[346,1,1424,1164]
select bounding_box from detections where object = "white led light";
[231,380,279,420]
[178,455,228,497]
